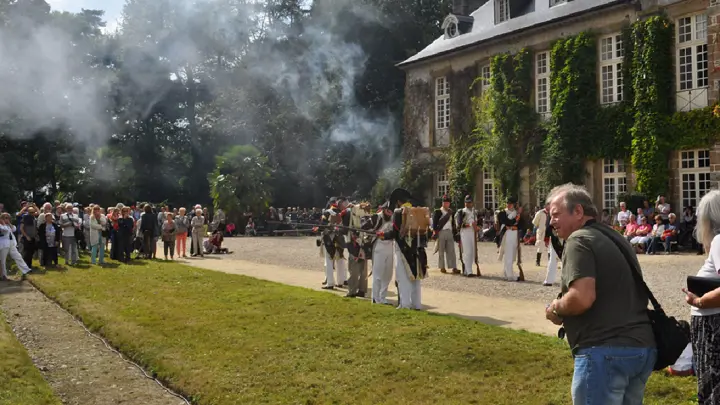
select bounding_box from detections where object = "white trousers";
[395,250,421,309]
[503,229,518,281]
[372,240,394,304]
[544,245,560,285]
[324,250,346,287]
[0,245,31,277]
[460,227,475,275]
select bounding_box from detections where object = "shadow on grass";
[430,311,512,327]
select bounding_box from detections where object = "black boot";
[536,252,541,267]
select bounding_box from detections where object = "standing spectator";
[215,208,226,235]
[642,200,655,219]
[19,205,38,268]
[656,195,671,225]
[0,212,32,279]
[175,208,189,258]
[162,213,177,260]
[38,213,61,267]
[117,206,135,263]
[544,183,655,405]
[59,203,80,266]
[682,190,720,404]
[616,202,630,229]
[140,205,156,260]
[191,208,205,257]
[82,206,91,251]
[89,206,107,265]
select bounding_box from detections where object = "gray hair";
[546,183,598,218]
[695,190,720,247]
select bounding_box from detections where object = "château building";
[398,0,720,213]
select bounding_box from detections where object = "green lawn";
[0,307,60,405]
[28,260,697,405]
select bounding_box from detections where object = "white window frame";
[676,14,708,92]
[679,149,711,209]
[483,169,498,210]
[435,76,450,130]
[599,34,624,105]
[495,0,509,24]
[481,65,491,93]
[436,170,449,198]
[602,159,627,210]
[549,0,566,6]
[535,51,550,115]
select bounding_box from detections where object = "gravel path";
[220,236,704,321]
[0,281,186,405]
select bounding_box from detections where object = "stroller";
[132,235,144,259]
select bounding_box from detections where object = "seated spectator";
[642,199,655,219]
[645,215,665,255]
[245,218,256,236]
[630,216,652,252]
[205,230,229,254]
[661,213,679,254]
[226,222,236,236]
[623,214,638,242]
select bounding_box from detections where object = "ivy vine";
[539,32,598,188]
[448,48,536,205]
[630,15,674,196]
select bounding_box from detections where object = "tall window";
[679,149,711,208]
[435,77,450,130]
[483,169,498,210]
[677,14,708,92]
[602,159,627,209]
[536,51,550,114]
[495,0,509,24]
[481,65,491,93]
[599,34,623,104]
[437,170,449,198]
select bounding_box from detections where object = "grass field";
[0,305,60,405]
[28,260,698,405]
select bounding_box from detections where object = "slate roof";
[398,0,630,68]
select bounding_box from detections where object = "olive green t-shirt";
[560,224,656,351]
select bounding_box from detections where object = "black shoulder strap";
[588,222,664,314]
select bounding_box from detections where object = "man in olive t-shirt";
[544,183,656,405]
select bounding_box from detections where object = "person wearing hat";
[383,188,427,309]
[432,194,458,274]
[497,197,521,281]
[318,197,348,290]
[371,200,396,304]
[456,194,479,277]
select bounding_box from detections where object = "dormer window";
[495,0,510,24]
[442,14,475,39]
[549,0,567,6]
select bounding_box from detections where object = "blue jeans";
[572,346,657,405]
[91,243,105,264]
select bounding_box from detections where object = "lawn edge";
[0,298,62,405]
[26,279,195,405]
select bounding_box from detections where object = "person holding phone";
[682,190,720,404]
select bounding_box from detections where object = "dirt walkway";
[181,258,559,336]
[0,281,186,405]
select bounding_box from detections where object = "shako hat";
[389,188,413,208]
[442,194,451,203]
[464,194,473,203]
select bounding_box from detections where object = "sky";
[45,0,125,32]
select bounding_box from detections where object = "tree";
[209,145,273,220]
